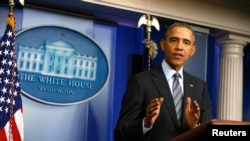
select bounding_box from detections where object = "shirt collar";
[161,60,183,81]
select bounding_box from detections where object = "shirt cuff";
[142,117,152,134]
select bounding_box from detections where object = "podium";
[171,119,250,141]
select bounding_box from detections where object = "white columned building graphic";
[17,39,97,81]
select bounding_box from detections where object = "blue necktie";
[172,73,183,125]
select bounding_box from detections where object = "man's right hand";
[144,97,164,128]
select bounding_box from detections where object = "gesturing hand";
[184,97,200,128]
[144,97,164,128]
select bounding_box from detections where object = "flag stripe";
[0,128,8,141]
[14,108,23,140]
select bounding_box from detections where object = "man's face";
[160,26,196,71]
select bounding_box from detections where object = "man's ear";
[160,39,165,51]
[190,46,196,56]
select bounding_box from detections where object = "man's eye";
[170,39,177,42]
[184,41,191,45]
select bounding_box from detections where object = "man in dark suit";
[114,22,212,141]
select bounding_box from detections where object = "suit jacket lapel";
[181,71,197,127]
[183,71,196,103]
[151,66,180,128]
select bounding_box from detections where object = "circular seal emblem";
[16,26,109,105]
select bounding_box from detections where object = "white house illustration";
[17,39,98,81]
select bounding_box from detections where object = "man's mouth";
[173,53,183,59]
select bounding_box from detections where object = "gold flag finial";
[6,13,15,31]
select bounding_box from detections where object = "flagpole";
[8,0,15,13]
[8,1,16,141]
[8,0,15,5]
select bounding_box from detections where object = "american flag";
[0,12,23,141]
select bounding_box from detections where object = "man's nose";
[175,41,183,50]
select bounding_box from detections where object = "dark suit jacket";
[114,65,212,141]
